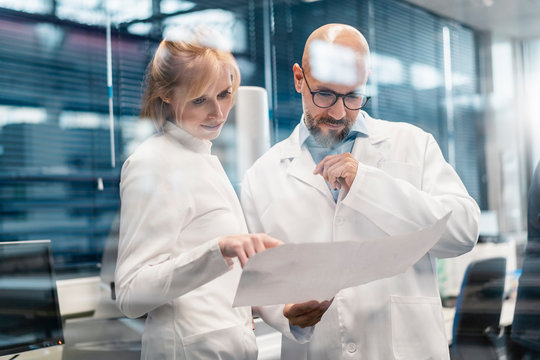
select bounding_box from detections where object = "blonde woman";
[115,38,281,360]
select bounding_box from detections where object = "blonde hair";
[140,40,241,132]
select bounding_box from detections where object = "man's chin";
[313,131,341,148]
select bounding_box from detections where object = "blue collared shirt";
[299,112,369,202]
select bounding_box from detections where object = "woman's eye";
[218,90,232,99]
[192,97,205,105]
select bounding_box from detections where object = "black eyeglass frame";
[300,67,371,110]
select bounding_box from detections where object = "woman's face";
[175,66,234,141]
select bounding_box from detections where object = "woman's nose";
[208,100,223,119]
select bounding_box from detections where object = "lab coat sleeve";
[241,177,314,344]
[341,134,480,258]
[115,157,231,319]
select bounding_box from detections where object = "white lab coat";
[241,112,480,360]
[115,121,257,360]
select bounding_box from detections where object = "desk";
[0,317,282,360]
[0,318,143,360]
[0,346,63,360]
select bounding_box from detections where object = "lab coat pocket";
[379,161,422,189]
[182,325,257,360]
[391,295,449,360]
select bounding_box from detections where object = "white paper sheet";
[233,213,451,306]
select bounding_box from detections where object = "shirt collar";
[298,111,370,146]
[163,120,212,154]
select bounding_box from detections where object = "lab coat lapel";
[288,147,332,198]
[350,112,389,168]
[337,117,388,203]
[280,126,334,201]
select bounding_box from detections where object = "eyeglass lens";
[313,92,368,110]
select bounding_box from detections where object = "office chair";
[510,159,540,359]
[450,257,507,360]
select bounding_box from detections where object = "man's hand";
[219,234,282,268]
[283,299,333,328]
[313,153,358,191]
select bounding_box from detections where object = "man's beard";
[305,111,352,148]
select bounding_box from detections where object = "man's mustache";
[318,118,347,126]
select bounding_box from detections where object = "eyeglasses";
[301,68,370,110]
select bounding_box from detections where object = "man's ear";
[292,63,303,94]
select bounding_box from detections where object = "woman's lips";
[201,122,224,130]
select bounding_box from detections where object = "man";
[241,24,480,359]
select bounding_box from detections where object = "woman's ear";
[161,97,170,104]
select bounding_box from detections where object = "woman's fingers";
[219,234,283,267]
[237,250,248,268]
[259,234,283,249]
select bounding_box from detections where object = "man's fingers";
[285,300,319,317]
[301,314,324,328]
[288,307,327,328]
[314,154,340,175]
[314,154,340,174]
[284,299,333,328]
[313,158,326,174]
[326,164,344,189]
[321,299,333,309]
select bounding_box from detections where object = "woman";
[115,37,280,360]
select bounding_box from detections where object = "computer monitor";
[0,240,64,356]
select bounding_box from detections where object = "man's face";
[303,103,355,148]
[299,67,367,148]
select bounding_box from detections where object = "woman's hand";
[218,234,283,267]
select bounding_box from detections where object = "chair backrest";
[511,159,540,352]
[452,257,507,344]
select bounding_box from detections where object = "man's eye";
[192,97,205,105]
[317,91,335,98]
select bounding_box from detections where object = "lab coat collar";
[279,111,388,160]
[280,112,388,201]
[279,111,389,202]
[287,145,333,201]
[298,112,370,146]
[277,126,331,201]
[163,120,212,154]
[362,111,389,145]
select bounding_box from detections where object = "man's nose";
[327,98,346,120]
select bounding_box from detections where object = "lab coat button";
[346,343,357,353]
[335,217,344,226]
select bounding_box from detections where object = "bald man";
[241,24,480,359]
